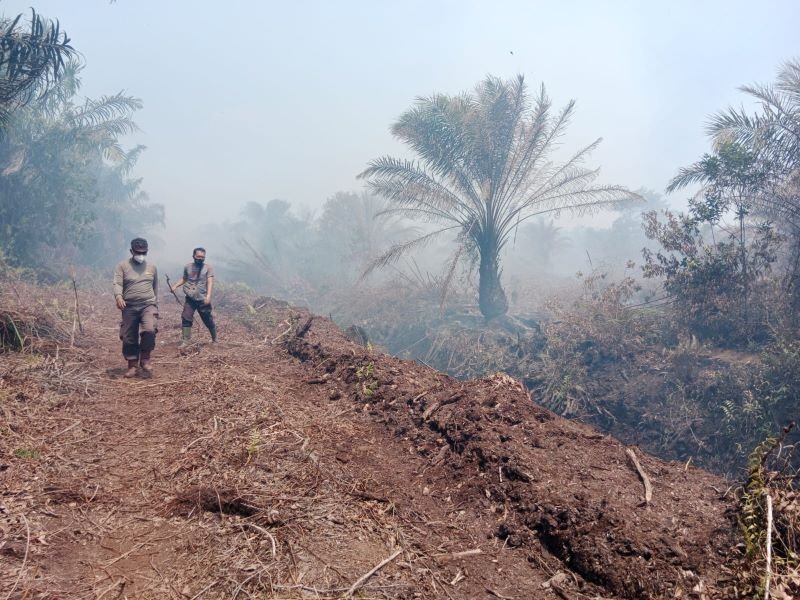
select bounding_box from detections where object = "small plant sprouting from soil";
[356,361,379,397]
[245,429,261,463]
[13,447,39,459]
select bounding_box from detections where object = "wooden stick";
[765,493,773,599]
[625,448,653,505]
[3,514,29,600]
[165,275,184,306]
[434,548,483,560]
[344,549,402,598]
[188,580,217,600]
[244,523,277,558]
[423,392,463,420]
[70,275,83,334]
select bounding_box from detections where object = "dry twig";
[422,392,463,420]
[3,514,30,600]
[625,447,653,505]
[765,492,773,599]
[344,548,402,598]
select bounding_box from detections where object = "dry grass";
[0,286,438,599]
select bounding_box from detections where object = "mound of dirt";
[0,287,742,599]
[280,312,741,599]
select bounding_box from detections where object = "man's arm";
[113,262,126,310]
[204,265,215,304]
[173,266,188,289]
[205,275,214,304]
[152,266,159,303]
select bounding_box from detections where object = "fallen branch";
[348,489,390,503]
[625,448,653,505]
[188,580,217,600]
[95,578,125,600]
[271,320,292,345]
[486,588,514,600]
[423,392,463,420]
[434,548,483,560]
[243,522,277,558]
[70,275,83,334]
[344,548,402,598]
[295,316,314,339]
[102,541,149,567]
[3,514,30,600]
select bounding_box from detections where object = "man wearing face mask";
[173,247,216,346]
[113,238,159,378]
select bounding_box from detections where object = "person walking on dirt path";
[173,247,216,346]
[113,238,159,378]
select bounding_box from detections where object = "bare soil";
[1,291,744,598]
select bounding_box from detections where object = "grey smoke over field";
[2,0,799,294]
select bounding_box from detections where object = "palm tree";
[686,59,800,315]
[359,75,637,319]
[522,219,572,272]
[708,59,800,173]
[318,191,419,277]
[0,9,74,126]
[0,62,144,264]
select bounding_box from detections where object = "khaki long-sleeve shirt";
[113,259,158,305]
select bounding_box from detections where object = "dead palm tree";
[359,75,637,319]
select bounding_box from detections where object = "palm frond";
[0,9,75,121]
[439,243,466,311]
[69,93,142,130]
[359,156,477,220]
[667,160,714,192]
[361,225,460,279]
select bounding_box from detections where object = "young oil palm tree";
[0,9,74,126]
[0,62,144,263]
[703,59,800,316]
[359,74,637,320]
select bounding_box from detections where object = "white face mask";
[132,254,145,264]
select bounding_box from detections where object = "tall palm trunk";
[478,241,508,320]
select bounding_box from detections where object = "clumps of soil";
[273,309,741,599]
[169,486,260,518]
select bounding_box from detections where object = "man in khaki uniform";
[173,247,216,345]
[113,238,158,378]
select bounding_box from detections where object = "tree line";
[0,8,162,275]
[3,6,799,349]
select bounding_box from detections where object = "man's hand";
[203,295,211,305]
[115,296,126,310]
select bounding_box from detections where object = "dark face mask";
[194,258,204,266]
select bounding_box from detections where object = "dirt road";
[1,293,739,598]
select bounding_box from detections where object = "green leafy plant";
[355,362,379,397]
[245,429,261,463]
[737,425,800,598]
[13,447,38,459]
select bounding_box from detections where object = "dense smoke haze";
[2,0,799,267]
[6,3,800,594]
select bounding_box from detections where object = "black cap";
[131,238,148,253]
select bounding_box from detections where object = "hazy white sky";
[4,0,800,236]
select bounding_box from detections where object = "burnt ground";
[1,291,744,598]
